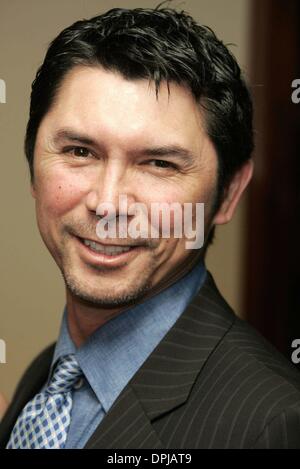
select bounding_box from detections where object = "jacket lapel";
[85,385,165,448]
[85,271,235,448]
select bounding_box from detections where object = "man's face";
[32,66,219,307]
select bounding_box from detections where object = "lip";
[75,236,146,267]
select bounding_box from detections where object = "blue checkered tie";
[6,354,82,449]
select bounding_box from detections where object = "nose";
[85,160,136,220]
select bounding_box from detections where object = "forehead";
[41,65,207,147]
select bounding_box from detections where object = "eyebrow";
[52,129,95,146]
[52,128,197,164]
[140,146,196,164]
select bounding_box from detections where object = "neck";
[66,291,129,347]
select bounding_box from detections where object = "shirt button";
[74,378,84,390]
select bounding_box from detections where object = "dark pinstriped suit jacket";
[1,271,300,449]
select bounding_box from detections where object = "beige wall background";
[0,0,251,400]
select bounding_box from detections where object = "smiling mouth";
[78,237,139,256]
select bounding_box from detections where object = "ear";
[212,159,253,225]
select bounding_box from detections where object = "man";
[1,5,300,449]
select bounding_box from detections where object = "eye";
[63,146,92,158]
[148,160,177,170]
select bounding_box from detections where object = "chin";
[64,271,152,308]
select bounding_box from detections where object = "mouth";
[75,236,146,266]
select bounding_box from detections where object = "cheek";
[142,185,196,236]
[35,173,83,217]
[144,178,216,240]
[144,186,181,231]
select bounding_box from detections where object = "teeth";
[83,239,132,255]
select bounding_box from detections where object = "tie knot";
[47,354,82,395]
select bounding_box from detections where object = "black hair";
[25,3,254,247]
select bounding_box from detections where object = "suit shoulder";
[157,317,300,448]
[196,316,300,435]
[225,317,300,389]
[0,343,55,447]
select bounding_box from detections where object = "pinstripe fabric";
[1,270,300,449]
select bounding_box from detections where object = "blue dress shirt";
[44,260,207,448]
